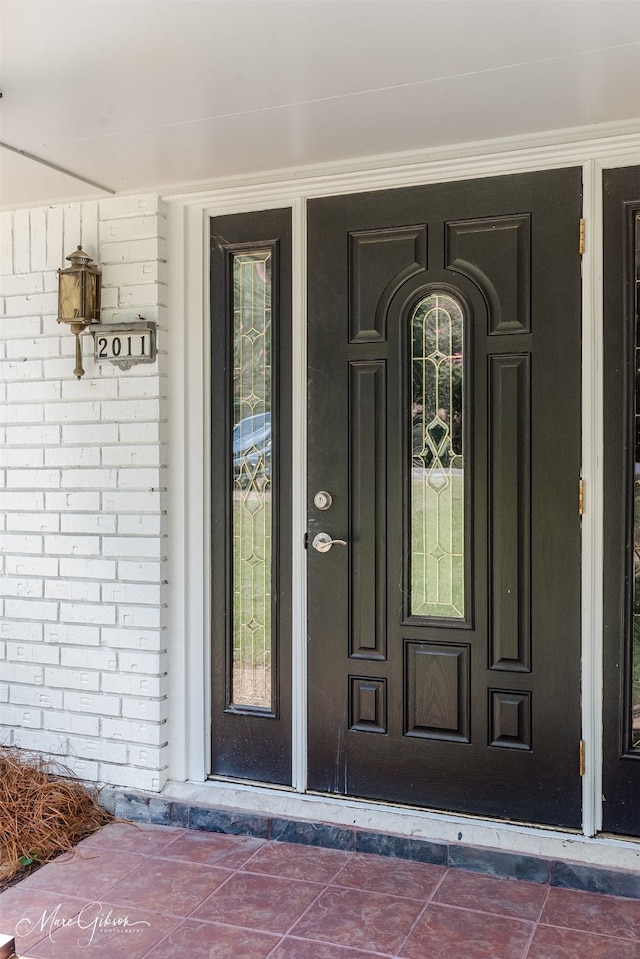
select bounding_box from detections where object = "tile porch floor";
[0,821,639,959]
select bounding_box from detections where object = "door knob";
[312,532,348,553]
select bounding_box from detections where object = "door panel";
[210,208,292,785]
[603,165,640,836]
[307,169,583,827]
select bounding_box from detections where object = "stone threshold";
[114,791,640,901]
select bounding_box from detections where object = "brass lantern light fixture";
[57,245,102,378]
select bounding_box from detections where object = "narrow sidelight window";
[410,291,465,619]
[210,207,291,784]
[231,251,273,709]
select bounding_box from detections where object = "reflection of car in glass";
[233,412,271,488]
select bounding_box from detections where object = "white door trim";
[581,159,605,838]
[166,131,640,850]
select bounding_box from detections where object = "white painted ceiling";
[1,0,639,209]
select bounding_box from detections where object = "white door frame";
[165,126,640,865]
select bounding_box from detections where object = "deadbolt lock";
[314,490,333,510]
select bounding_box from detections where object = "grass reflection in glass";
[232,492,271,708]
[410,292,465,619]
[411,470,465,618]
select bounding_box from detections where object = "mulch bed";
[0,745,113,892]
[0,857,45,894]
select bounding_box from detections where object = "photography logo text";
[16,902,152,946]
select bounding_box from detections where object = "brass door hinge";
[579,218,585,255]
[579,478,585,516]
[579,740,586,777]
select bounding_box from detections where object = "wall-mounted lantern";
[57,245,101,378]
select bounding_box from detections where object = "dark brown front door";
[307,169,583,828]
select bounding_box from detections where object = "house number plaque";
[92,320,157,370]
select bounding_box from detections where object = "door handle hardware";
[314,490,333,510]
[312,532,347,553]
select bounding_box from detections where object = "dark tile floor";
[1,822,639,958]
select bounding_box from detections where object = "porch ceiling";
[1,0,639,209]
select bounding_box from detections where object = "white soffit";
[1,0,639,208]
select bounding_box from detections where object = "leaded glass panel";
[410,292,465,618]
[231,252,272,709]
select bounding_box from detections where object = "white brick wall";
[0,196,169,790]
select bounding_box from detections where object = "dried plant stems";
[0,745,113,880]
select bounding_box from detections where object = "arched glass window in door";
[410,291,465,619]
